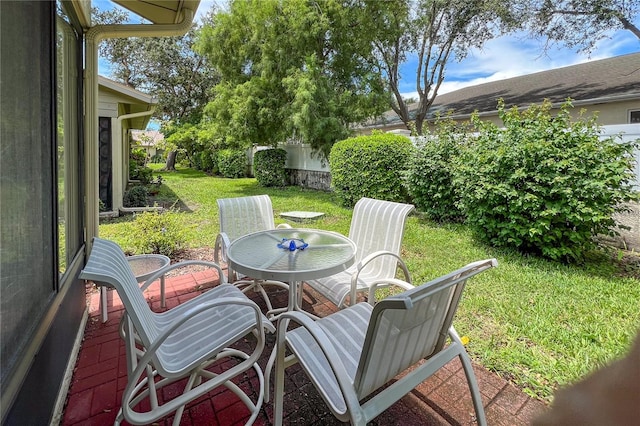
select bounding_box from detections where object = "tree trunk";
[165,150,177,171]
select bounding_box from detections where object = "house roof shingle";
[370,52,640,127]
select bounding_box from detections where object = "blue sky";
[98,0,639,100]
[399,24,640,98]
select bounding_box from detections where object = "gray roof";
[372,52,640,126]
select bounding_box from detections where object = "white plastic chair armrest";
[140,260,226,292]
[349,250,412,305]
[276,223,292,229]
[214,232,232,264]
[367,278,414,305]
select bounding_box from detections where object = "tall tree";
[94,8,220,124]
[93,7,221,169]
[518,0,640,52]
[360,0,507,135]
[197,0,388,158]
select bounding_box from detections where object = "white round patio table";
[227,228,356,315]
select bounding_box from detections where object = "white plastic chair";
[274,258,498,426]
[304,197,415,308]
[215,195,291,317]
[80,237,275,426]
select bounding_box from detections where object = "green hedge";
[131,210,187,257]
[330,133,414,207]
[123,185,148,208]
[217,149,247,178]
[254,148,287,187]
[407,118,465,222]
[455,100,639,262]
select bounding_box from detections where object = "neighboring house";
[0,1,201,424]
[361,52,640,133]
[131,129,165,161]
[98,76,156,213]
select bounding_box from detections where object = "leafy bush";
[123,185,148,207]
[330,133,414,207]
[217,149,247,178]
[197,149,218,174]
[130,210,187,257]
[407,118,466,222]
[130,148,153,184]
[253,148,287,187]
[456,100,639,262]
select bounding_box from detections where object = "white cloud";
[400,25,639,99]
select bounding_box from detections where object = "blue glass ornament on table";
[277,238,308,251]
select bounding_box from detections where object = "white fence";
[601,124,640,189]
[273,124,640,187]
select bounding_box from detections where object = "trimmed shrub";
[407,118,466,222]
[193,149,218,174]
[456,100,640,262]
[254,148,287,187]
[130,148,153,184]
[202,149,218,174]
[131,210,187,257]
[123,185,148,207]
[330,133,414,207]
[217,149,247,178]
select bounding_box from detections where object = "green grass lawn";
[101,166,640,402]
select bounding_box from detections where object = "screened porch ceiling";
[111,0,202,24]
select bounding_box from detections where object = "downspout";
[84,8,195,248]
[115,108,155,213]
[116,108,165,215]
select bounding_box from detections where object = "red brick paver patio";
[60,269,547,425]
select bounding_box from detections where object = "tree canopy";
[516,0,640,52]
[359,0,508,135]
[196,0,389,157]
[93,7,220,126]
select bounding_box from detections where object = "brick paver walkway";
[60,269,547,425]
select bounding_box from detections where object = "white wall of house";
[98,94,125,214]
[98,86,154,214]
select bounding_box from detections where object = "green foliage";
[456,99,640,262]
[130,210,187,257]
[407,117,466,222]
[195,149,218,174]
[330,133,414,207]
[253,148,288,187]
[357,1,505,135]
[93,7,219,125]
[197,0,389,158]
[123,185,149,208]
[129,147,153,184]
[217,149,247,178]
[510,0,640,54]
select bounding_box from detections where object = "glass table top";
[126,254,170,282]
[227,228,356,282]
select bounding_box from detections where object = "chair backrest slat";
[80,238,159,344]
[353,259,497,399]
[217,195,276,242]
[349,198,414,277]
